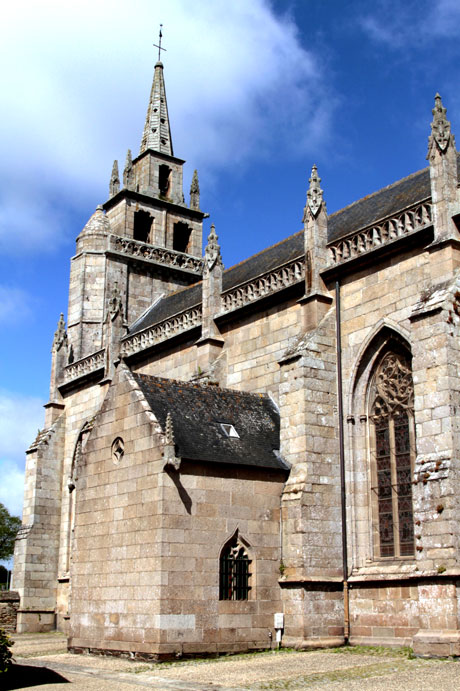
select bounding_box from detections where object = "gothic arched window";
[219,538,251,600]
[370,351,415,558]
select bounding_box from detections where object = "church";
[12,52,460,659]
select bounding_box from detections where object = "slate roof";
[133,373,289,471]
[130,158,460,336]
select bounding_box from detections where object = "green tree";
[0,504,21,561]
[0,628,14,673]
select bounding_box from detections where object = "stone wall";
[349,578,460,655]
[68,367,285,657]
[0,592,19,633]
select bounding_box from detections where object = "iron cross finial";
[153,24,166,62]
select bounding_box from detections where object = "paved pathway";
[4,632,460,690]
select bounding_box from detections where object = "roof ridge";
[223,230,303,276]
[135,372,268,399]
[328,165,430,222]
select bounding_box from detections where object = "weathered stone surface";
[13,71,460,659]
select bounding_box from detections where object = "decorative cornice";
[328,201,432,266]
[221,258,304,313]
[121,305,202,358]
[63,349,105,384]
[111,236,203,275]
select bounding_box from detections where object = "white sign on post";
[274,612,284,630]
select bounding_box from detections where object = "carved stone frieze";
[63,349,105,384]
[328,202,432,266]
[221,259,304,313]
[112,236,203,275]
[121,306,202,357]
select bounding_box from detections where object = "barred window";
[219,540,251,600]
[370,351,415,558]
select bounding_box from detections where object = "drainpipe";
[335,280,349,643]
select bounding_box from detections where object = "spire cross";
[153,24,166,62]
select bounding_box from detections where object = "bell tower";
[66,38,206,361]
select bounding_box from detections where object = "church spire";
[140,31,173,156]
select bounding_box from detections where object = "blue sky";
[1,0,460,525]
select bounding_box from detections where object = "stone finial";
[164,412,181,470]
[123,149,134,190]
[428,93,453,155]
[52,313,67,352]
[140,61,173,156]
[303,165,325,221]
[165,412,175,445]
[49,312,68,407]
[109,160,120,198]
[204,224,222,272]
[190,170,201,211]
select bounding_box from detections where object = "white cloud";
[0,459,25,519]
[0,0,334,255]
[0,390,45,518]
[0,286,32,324]
[0,390,44,462]
[360,0,460,47]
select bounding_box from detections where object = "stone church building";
[12,57,460,658]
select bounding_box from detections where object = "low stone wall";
[0,591,20,633]
[349,577,460,654]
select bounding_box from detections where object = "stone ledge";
[283,635,345,650]
[0,590,19,602]
[413,629,460,657]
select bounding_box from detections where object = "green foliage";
[330,643,414,658]
[0,503,21,561]
[0,565,8,586]
[0,628,14,673]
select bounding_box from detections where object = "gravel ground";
[4,632,460,690]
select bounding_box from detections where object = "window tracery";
[370,351,415,558]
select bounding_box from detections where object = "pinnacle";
[109,160,120,198]
[305,164,325,219]
[140,61,173,156]
[190,170,201,211]
[205,223,222,271]
[429,91,452,154]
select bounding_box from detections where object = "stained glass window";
[371,352,415,558]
